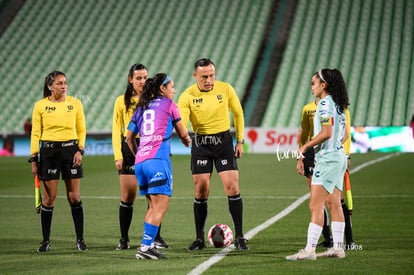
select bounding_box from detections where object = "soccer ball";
[207,223,233,248]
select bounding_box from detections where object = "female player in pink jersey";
[126,73,191,260]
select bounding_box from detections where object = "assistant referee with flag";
[29,71,87,253]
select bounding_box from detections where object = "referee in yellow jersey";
[342,108,355,249]
[30,71,87,253]
[178,58,248,251]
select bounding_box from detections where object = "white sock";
[305,222,322,251]
[140,244,150,252]
[331,221,345,250]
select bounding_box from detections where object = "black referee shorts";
[303,147,315,178]
[118,137,139,175]
[39,140,83,180]
[191,131,238,174]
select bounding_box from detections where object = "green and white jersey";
[313,95,346,157]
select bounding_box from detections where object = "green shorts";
[311,151,347,193]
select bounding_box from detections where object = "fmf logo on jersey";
[193,98,203,105]
[45,106,56,112]
[217,95,223,102]
[67,105,73,111]
[197,160,208,166]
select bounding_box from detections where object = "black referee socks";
[194,198,208,241]
[228,194,244,238]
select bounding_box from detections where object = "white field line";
[187,152,400,275]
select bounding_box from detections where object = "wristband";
[28,155,38,163]
[78,149,84,156]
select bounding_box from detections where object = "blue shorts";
[135,158,172,197]
[312,151,347,193]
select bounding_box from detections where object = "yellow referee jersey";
[178,80,244,141]
[299,101,317,147]
[112,95,139,161]
[30,96,86,155]
[343,108,351,156]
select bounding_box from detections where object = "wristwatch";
[237,139,245,144]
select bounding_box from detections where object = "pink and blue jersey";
[128,97,181,164]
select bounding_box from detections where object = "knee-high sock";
[148,203,162,240]
[155,223,162,240]
[141,222,159,249]
[194,198,208,241]
[305,222,322,251]
[322,205,331,241]
[228,194,243,238]
[341,199,354,244]
[40,204,54,242]
[71,201,84,241]
[119,201,133,240]
[331,221,345,250]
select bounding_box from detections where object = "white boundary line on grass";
[187,152,400,275]
[187,193,310,275]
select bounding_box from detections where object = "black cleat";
[136,247,165,260]
[37,241,51,253]
[317,238,333,248]
[154,236,169,249]
[187,239,206,251]
[76,239,88,251]
[235,237,249,251]
[116,238,130,250]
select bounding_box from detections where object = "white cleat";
[286,249,316,261]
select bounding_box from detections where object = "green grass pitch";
[0,152,413,274]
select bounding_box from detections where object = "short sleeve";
[318,99,333,126]
[170,102,181,124]
[127,108,142,135]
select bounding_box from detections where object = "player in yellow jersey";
[29,71,87,252]
[178,58,248,251]
[112,64,167,250]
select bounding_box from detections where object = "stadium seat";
[0,0,412,133]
